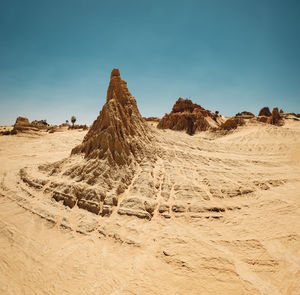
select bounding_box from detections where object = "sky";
[0,0,300,125]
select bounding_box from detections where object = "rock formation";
[19,69,156,219]
[11,117,52,133]
[157,98,222,135]
[31,120,49,129]
[71,68,152,165]
[257,107,284,126]
[143,117,160,122]
[220,117,245,131]
[12,117,39,133]
[258,107,272,117]
[235,111,255,119]
[268,107,282,126]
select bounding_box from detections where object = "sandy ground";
[0,121,300,295]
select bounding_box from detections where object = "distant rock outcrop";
[257,116,269,123]
[143,117,160,122]
[220,117,245,131]
[12,117,39,133]
[258,107,272,117]
[157,98,221,135]
[235,111,255,119]
[257,107,284,126]
[268,107,282,126]
[31,120,49,129]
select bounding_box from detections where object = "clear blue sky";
[0,0,299,125]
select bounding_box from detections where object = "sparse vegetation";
[71,116,77,128]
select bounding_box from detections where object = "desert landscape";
[0,69,300,295]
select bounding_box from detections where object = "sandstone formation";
[235,111,255,119]
[19,69,156,219]
[157,98,222,135]
[257,107,284,126]
[220,117,245,131]
[258,107,272,117]
[143,117,160,122]
[268,107,282,126]
[2,96,300,294]
[12,117,39,133]
[257,116,269,123]
[71,68,152,165]
[11,117,52,133]
[31,120,49,129]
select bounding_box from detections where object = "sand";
[0,120,300,295]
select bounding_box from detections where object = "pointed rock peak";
[71,69,152,166]
[111,68,120,77]
[106,68,131,105]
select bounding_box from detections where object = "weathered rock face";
[31,120,49,129]
[269,107,282,126]
[143,117,160,122]
[257,107,283,126]
[157,98,221,135]
[13,117,39,133]
[19,69,156,220]
[72,68,152,166]
[257,116,269,123]
[220,117,245,131]
[235,111,255,119]
[258,107,272,117]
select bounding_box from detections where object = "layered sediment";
[19,69,157,218]
[158,98,223,135]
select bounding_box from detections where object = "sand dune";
[0,118,300,295]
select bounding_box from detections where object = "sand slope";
[0,121,300,295]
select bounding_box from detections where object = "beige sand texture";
[1,71,300,294]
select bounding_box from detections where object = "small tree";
[66,120,69,124]
[71,116,76,128]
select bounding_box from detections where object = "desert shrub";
[71,116,77,127]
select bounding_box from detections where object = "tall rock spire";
[71,68,151,166]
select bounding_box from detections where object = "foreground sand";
[0,121,300,295]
